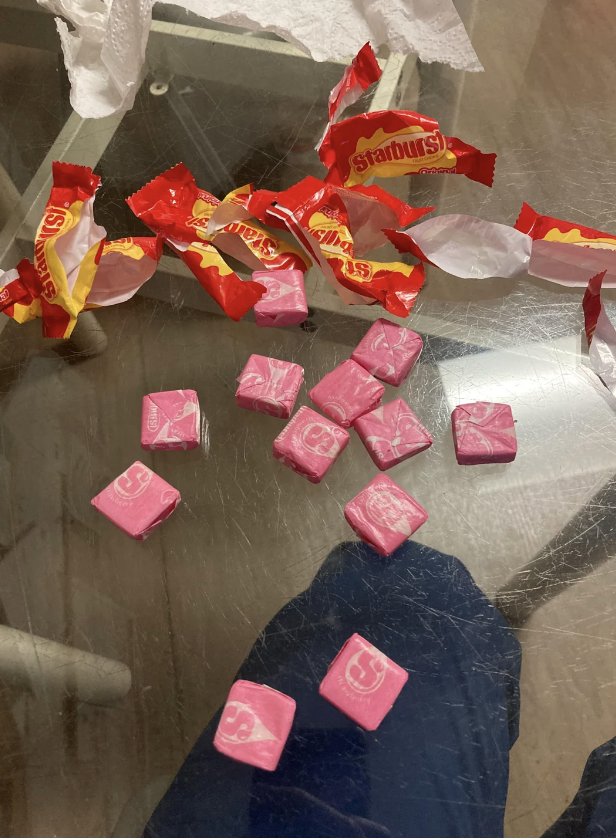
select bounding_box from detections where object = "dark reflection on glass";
[145,541,521,837]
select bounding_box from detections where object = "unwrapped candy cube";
[452,402,517,465]
[91,461,180,540]
[253,269,308,327]
[345,474,427,556]
[309,359,384,428]
[273,406,350,483]
[236,355,304,418]
[355,398,432,470]
[319,633,408,731]
[214,680,296,771]
[351,318,423,386]
[141,389,200,450]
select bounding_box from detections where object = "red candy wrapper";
[127,165,311,320]
[319,110,496,189]
[1,163,161,335]
[247,177,430,317]
[583,271,616,396]
[0,260,41,320]
[316,42,382,151]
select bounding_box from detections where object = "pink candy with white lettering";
[91,461,180,540]
[452,402,517,465]
[319,633,408,730]
[273,405,350,483]
[141,389,200,450]
[252,269,308,327]
[355,398,433,470]
[236,354,304,419]
[344,474,427,556]
[351,318,423,386]
[214,680,296,771]
[309,359,384,428]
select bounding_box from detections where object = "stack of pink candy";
[235,279,518,557]
[91,389,203,539]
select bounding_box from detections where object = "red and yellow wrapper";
[319,110,496,189]
[515,203,616,250]
[0,259,42,323]
[32,161,106,337]
[84,236,162,309]
[127,164,310,320]
[247,176,428,317]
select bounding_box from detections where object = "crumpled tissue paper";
[38,0,482,119]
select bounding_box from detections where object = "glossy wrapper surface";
[309,359,385,428]
[91,461,181,539]
[355,399,433,470]
[452,402,517,466]
[344,474,428,556]
[273,406,350,483]
[319,633,409,730]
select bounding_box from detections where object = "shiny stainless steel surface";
[1,1,616,835]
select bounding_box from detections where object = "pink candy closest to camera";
[141,389,201,450]
[351,318,423,387]
[214,680,296,771]
[309,359,385,428]
[91,461,181,540]
[355,398,433,470]
[319,633,408,730]
[344,474,428,556]
[273,406,350,483]
[451,402,517,465]
[252,269,308,327]
[236,354,304,419]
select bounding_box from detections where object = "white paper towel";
[38,0,482,119]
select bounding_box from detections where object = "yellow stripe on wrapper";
[543,228,616,250]
[8,298,41,324]
[34,200,103,338]
[346,127,455,187]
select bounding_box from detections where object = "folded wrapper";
[583,270,616,397]
[309,359,385,428]
[319,109,496,188]
[141,390,201,451]
[233,176,432,317]
[316,42,382,151]
[355,399,433,470]
[351,318,423,386]
[273,406,350,483]
[214,680,296,772]
[127,164,310,321]
[236,355,304,419]
[91,461,181,540]
[451,402,517,466]
[319,633,408,731]
[386,204,616,289]
[0,162,161,337]
[252,270,308,327]
[344,473,428,556]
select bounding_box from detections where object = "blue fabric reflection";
[144,541,521,837]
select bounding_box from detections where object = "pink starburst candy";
[354,398,432,470]
[319,633,408,730]
[309,359,385,428]
[344,474,428,556]
[452,402,517,465]
[273,406,350,483]
[141,389,201,450]
[91,461,180,540]
[214,680,296,771]
[351,318,423,386]
[236,354,304,419]
[252,269,308,327]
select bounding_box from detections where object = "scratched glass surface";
[1,2,616,836]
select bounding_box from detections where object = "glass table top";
[1,2,616,836]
